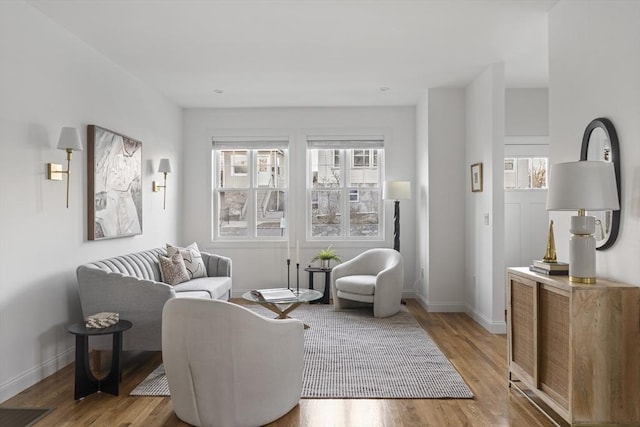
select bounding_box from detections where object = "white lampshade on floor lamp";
[546,161,619,283]
[383,181,411,252]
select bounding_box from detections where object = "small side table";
[304,267,332,304]
[67,320,132,400]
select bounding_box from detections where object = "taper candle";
[287,243,290,260]
[296,240,300,264]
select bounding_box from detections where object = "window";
[505,156,548,189]
[213,136,289,240]
[307,135,384,240]
[352,149,378,168]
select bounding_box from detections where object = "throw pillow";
[166,242,207,279]
[158,252,190,286]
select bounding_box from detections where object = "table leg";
[74,335,99,400]
[322,272,331,304]
[99,331,123,396]
[259,302,310,328]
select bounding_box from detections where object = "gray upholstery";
[332,248,403,318]
[163,298,303,427]
[76,247,232,351]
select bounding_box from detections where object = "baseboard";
[401,290,416,299]
[465,305,507,334]
[413,296,506,334]
[413,295,466,313]
[0,347,74,404]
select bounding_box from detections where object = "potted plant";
[311,245,342,269]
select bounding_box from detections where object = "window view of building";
[308,138,383,240]
[504,156,548,190]
[214,146,288,239]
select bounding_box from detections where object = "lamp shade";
[383,181,411,200]
[158,158,173,173]
[57,127,83,151]
[546,161,619,211]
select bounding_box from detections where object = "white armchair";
[332,248,404,318]
[162,298,304,427]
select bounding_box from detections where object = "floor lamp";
[383,181,411,252]
[546,161,619,284]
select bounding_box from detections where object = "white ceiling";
[27,0,555,108]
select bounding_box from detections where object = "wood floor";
[2,299,553,426]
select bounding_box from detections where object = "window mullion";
[341,149,348,239]
[248,150,256,238]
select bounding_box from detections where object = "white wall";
[505,88,549,136]
[414,89,467,311]
[0,2,182,402]
[549,0,640,284]
[465,63,506,333]
[415,95,429,303]
[182,107,416,296]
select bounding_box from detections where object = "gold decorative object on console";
[542,220,557,263]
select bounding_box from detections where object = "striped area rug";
[131,304,473,399]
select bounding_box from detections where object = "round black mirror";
[579,118,621,250]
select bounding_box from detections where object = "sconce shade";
[383,181,411,200]
[56,127,83,151]
[546,161,619,212]
[158,158,172,173]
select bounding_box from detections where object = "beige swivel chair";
[162,298,304,427]
[332,248,404,318]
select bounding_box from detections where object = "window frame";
[212,136,290,242]
[504,155,548,190]
[306,135,385,242]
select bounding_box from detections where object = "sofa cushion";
[335,275,377,295]
[173,276,232,300]
[158,252,190,286]
[167,242,207,279]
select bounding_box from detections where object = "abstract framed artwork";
[470,162,483,192]
[87,125,143,240]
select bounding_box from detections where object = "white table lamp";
[546,161,619,283]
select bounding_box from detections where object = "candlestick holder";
[286,258,291,289]
[296,262,300,294]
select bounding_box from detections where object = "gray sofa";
[76,247,232,351]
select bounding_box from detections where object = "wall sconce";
[47,127,83,208]
[152,158,172,209]
[546,161,619,283]
[382,181,412,252]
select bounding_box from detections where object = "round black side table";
[67,320,132,400]
[304,267,332,304]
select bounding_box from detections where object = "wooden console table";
[507,267,640,426]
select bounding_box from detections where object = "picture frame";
[470,162,483,192]
[87,125,143,240]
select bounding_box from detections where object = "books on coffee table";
[250,288,298,302]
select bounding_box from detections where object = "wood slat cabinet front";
[507,267,640,426]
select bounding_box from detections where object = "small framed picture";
[470,162,483,192]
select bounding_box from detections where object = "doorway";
[504,139,549,269]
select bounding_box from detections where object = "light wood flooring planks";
[2,299,553,426]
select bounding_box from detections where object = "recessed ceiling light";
[213,89,224,94]
[379,87,390,92]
